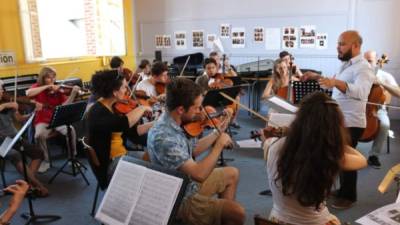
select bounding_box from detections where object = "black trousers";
[338,127,364,201]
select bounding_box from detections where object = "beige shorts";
[178,168,226,225]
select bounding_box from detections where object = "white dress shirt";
[331,54,375,128]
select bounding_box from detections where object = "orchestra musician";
[147,78,245,225]
[302,30,375,209]
[209,51,237,76]
[109,56,124,74]
[364,50,400,169]
[261,58,294,100]
[26,66,81,173]
[261,92,367,225]
[136,61,169,98]
[279,51,303,77]
[196,58,241,129]
[0,81,49,197]
[86,70,153,184]
[195,58,219,92]
[135,59,151,81]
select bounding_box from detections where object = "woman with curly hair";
[263,92,367,225]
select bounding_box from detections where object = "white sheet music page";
[95,160,146,225]
[267,96,298,113]
[0,137,13,157]
[269,113,295,127]
[128,169,183,225]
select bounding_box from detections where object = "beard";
[338,49,353,61]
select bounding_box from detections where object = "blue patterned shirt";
[147,112,199,197]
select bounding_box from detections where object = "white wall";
[133,0,400,117]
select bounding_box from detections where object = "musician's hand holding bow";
[215,132,233,150]
[71,85,81,94]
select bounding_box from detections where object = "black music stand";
[47,101,89,185]
[0,114,61,224]
[203,86,241,166]
[292,80,333,104]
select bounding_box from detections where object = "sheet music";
[237,139,262,148]
[0,137,13,157]
[356,202,400,225]
[397,191,400,204]
[128,169,182,225]
[267,96,298,113]
[96,161,146,225]
[269,113,295,127]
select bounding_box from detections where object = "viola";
[123,68,139,86]
[134,90,157,107]
[183,106,226,137]
[113,95,139,114]
[113,90,155,118]
[250,126,286,141]
[209,73,234,89]
[155,77,171,96]
[0,93,37,114]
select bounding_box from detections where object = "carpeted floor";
[2,108,400,225]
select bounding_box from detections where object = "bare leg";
[220,200,246,225]
[29,159,41,173]
[219,167,239,200]
[15,161,48,196]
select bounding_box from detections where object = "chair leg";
[0,159,6,188]
[387,135,390,154]
[91,183,100,217]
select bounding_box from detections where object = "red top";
[31,83,67,125]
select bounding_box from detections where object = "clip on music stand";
[0,114,61,224]
[203,86,241,166]
[47,101,89,185]
[292,80,333,104]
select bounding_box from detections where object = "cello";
[359,54,389,142]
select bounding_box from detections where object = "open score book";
[95,160,183,225]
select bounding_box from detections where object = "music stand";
[292,80,333,104]
[203,86,241,166]
[0,114,61,224]
[203,86,241,108]
[47,101,89,185]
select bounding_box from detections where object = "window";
[19,0,126,62]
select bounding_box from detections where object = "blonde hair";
[38,66,56,86]
[271,59,286,93]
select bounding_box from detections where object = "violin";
[113,90,155,119]
[0,93,37,114]
[123,68,140,86]
[209,73,234,89]
[183,106,226,137]
[155,76,171,96]
[250,126,286,141]
[360,54,389,142]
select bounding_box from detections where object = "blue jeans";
[369,108,390,157]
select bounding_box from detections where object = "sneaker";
[368,156,381,169]
[38,161,50,173]
[331,197,355,209]
[230,122,241,129]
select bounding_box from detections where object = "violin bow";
[219,92,280,127]
[129,74,143,99]
[179,55,191,77]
